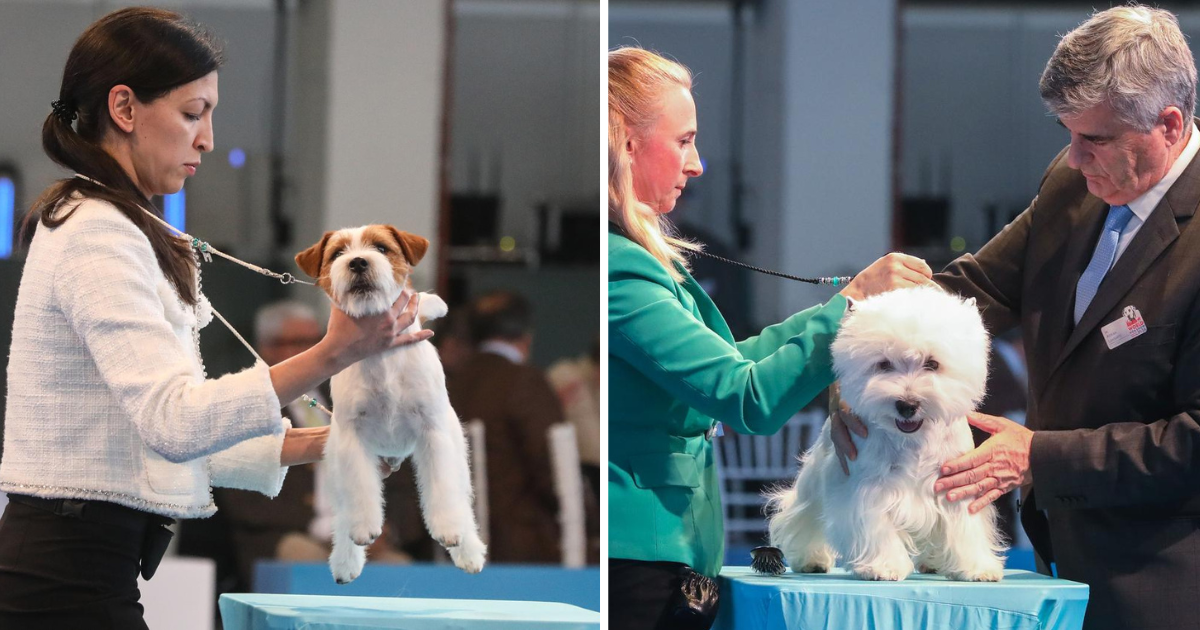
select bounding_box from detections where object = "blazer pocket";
[143,446,201,496]
[630,453,701,489]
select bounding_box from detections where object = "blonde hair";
[609,46,701,283]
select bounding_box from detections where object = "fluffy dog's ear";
[295,231,334,279]
[386,226,430,266]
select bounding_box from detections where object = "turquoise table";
[715,567,1088,629]
[254,562,600,612]
[219,593,600,630]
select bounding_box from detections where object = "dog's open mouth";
[895,418,924,433]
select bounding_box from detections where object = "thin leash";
[72,173,333,417]
[691,249,855,286]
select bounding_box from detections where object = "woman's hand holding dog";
[936,413,1034,513]
[323,289,433,372]
[841,253,934,302]
[269,289,433,408]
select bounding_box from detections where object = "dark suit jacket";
[447,350,563,563]
[937,142,1200,630]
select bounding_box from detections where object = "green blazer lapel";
[679,267,736,345]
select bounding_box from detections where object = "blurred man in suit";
[447,291,563,563]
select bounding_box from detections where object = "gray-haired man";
[835,6,1200,629]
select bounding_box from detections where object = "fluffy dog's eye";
[375,244,388,254]
[924,359,940,371]
[876,360,893,372]
[331,249,344,260]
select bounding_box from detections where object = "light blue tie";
[1074,204,1134,324]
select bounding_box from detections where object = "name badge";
[1101,305,1148,349]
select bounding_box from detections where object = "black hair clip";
[750,546,787,576]
[51,99,77,124]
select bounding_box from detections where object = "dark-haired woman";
[0,8,428,628]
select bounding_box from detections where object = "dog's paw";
[349,524,382,547]
[917,563,938,574]
[448,533,487,574]
[944,566,1003,582]
[798,561,832,573]
[418,293,448,322]
[435,534,461,549]
[853,556,914,582]
[330,544,366,585]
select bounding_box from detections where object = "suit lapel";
[1040,194,1107,381]
[1047,139,1200,380]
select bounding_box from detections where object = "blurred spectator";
[214,300,420,589]
[431,308,475,376]
[447,291,564,563]
[547,338,600,498]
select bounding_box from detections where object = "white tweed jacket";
[0,197,288,519]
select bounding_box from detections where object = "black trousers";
[609,558,718,630]
[0,496,168,629]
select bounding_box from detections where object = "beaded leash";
[72,174,332,417]
[693,250,854,287]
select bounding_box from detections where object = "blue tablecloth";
[219,593,600,630]
[715,567,1088,630]
[254,562,600,612]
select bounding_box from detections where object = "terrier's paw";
[793,547,835,574]
[798,561,832,573]
[330,544,366,584]
[349,523,381,547]
[448,533,487,574]
[435,534,461,549]
[917,563,938,574]
[418,292,449,321]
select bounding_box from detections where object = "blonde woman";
[607,46,933,629]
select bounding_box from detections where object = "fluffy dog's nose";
[348,257,368,274]
[895,400,919,419]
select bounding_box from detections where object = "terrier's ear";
[295,231,334,279]
[385,226,430,266]
[965,297,978,308]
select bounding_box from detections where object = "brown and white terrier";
[296,225,486,583]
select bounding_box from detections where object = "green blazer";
[608,226,848,577]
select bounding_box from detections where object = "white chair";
[549,423,587,568]
[715,409,826,544]
[465,420,489,546]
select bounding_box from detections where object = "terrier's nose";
[895,400,919,419]
[348,257,368,274]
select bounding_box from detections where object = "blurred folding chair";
[715,409,826,546]
[549,423,586,568]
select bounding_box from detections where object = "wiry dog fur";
[296,225,486,584]
[766,286,1006,581]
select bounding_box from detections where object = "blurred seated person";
[215,301,418,589]
[447,291,564,564]
[431,308,474,376]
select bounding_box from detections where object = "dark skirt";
[0,494,173,630]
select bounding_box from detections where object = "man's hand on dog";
[936,413,1034,513]
[829,383,869,476]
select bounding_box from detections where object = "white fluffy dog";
[766,286,1005,582]
[296,225,486,584]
